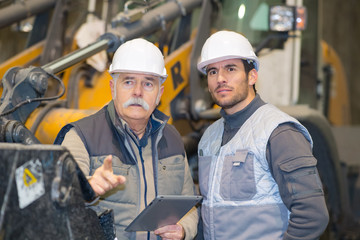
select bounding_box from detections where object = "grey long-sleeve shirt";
[220,94,329,240]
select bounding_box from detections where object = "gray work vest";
[198,104,312,240]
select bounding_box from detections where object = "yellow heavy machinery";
[0,0,359,239]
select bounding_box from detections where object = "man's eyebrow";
[123,75,135,80]
[206,66,218,74]
[224,63,237,68]
[122,75,156,81]
[145,76,156,81]
[206,63,238,74]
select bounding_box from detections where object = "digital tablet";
[125,195,203,232]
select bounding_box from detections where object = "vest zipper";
[138,146,148,207]
[138,146,151,240]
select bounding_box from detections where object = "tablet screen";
[125,195,202,232]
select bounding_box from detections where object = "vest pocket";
[198,156,212,198]
[90,155,132,176]
[220,150,256,201]
[157,156,185,194]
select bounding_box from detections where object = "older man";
[55,38,198,240]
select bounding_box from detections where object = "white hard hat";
[197,30,259,74]
[109,38,167,83]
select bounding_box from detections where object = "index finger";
[103,155,113,171]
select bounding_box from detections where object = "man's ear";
[110,79,115,97]
[156,85,165,105]
[248,69,258,86]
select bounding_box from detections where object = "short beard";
[212,90,248,109]
[211,76,249,109]
[123,97,150,111]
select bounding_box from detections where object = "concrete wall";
[322,0,360,124]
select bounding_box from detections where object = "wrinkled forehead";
[113,72,161,83]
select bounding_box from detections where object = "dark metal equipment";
[0,143,113,240]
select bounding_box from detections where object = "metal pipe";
[111,0,202,42]
[42,0,202,74]
[0,0,57,29]
[189,0,213,120]
[42,38,110,74]
[87,0,97,22]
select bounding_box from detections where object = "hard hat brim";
[197,55,259,74]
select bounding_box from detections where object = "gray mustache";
[123,97,150,111]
